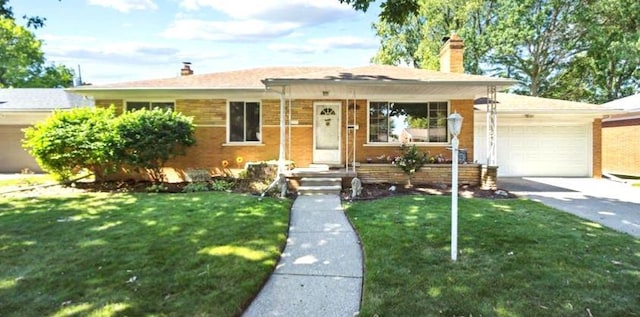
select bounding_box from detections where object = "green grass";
[0,191,290,316]
[0,174,57,188]
[346,196,640,317]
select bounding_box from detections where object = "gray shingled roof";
[70,65,516,91]
[0,88,94,111]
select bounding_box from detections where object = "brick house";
[69,35,613,185]
[69,35,512,183]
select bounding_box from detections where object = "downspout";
[261,85,287,198]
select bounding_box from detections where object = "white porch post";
[486,86,498,166]
[278,86,286,175]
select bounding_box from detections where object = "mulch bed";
[2,178,516,201]
[341,183,516,201]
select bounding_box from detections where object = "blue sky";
[13,0,381,84]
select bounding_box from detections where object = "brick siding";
[602,123,640,177]
[356,164,481,186]
[95,97,478,179]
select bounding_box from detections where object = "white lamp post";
[447,112,463,261]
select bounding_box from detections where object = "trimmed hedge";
[23,107,195,181]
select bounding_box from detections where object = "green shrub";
[146,183,168,193]
[23,107,118,181]
[392,144,430,186]
[182,182,210,193]
[23,106,196,182]
[211,179,234,191]
[115,108,196,182]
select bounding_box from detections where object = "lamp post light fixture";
[447,112,463,261]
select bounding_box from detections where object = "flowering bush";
[392,144,431,178]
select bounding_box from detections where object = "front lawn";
[346,196,640,316]
[0,174,57,189]
[0,191,290,316]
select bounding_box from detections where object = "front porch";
[284,163,488,195]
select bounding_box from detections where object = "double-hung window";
[369,101,449,143]
[229,101,261,143]
[126,101,174,112]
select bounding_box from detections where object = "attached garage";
[0,125,41,173]
[475,122,591,176]
[474,93,618,177]
[1,89,94,173]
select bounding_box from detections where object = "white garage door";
[0,125,42,173]
[475,124,591,177]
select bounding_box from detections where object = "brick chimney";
[180,62,194,76]
[439,33,464,73]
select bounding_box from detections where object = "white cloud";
[308,36,378,49]
[163,19,300,41]
[41,35,181,66]
[269,36,378,54]
[268,43,319,54]
[87,0,158,13]
[178,0,354,24]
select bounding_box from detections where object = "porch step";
[297,177,342,196]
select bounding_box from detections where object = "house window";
[369,101,449,143]
[229,101,261,142]
[126,101,174,111]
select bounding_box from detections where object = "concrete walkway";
[243,195,363,317]
[499,177,640,237]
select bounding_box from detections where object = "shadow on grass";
[0,192,290,316]
[346,196,640,316]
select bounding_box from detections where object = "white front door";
[313,102,341,164]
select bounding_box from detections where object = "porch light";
[447,112,463,137]
[447,112,463,262]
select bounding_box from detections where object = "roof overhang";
[262,79,516,100]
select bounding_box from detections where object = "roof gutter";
[262,78,516,89]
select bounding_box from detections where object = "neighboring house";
[473,93,618,177]
[68,35,613,182]
[601,93,640,177]
[0,89,94,173]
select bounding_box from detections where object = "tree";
[0,16,74,87]
[554,0,640,103]
[339,0,418,24]
[485,0,583,97]
[347,0,640,103]
[0,17,43,87]
[372,0,493,74]
[1,0,62,29]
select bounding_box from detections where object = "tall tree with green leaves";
[372,0,494,74]
[486,0,583,96]
[343,0,639,103]
[549,0,640,103]
[0,0,73,88]
[0,17,44,87]
[1,0,61,29]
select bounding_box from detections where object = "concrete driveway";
[499,177,640,238]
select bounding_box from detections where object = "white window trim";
[366,100,451,146]
[226,100,263,145]
[124,100,176,112]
